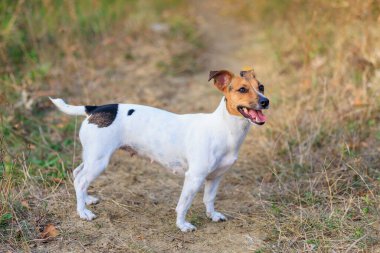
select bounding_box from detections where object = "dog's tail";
[49,97,87,116]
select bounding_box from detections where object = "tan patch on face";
[223,76,261,117]
[208,69,264,117]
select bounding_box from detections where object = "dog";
[50,68,269,232]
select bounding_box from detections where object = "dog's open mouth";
[237,106,266,125]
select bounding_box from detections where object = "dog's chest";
[207,150,238,179]
[219,153,238,171]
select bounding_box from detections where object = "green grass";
[1,0,379,251]
[0,0,200,250]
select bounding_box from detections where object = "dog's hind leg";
[73,163,84,179]
[74,155,110,220]
[73,163,99,204]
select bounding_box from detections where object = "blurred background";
[1,0,380,252]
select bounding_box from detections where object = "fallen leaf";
[101,37,115,46]
[21,200,30,209]
[40,224,59,239]
[52,178,64,184]
[262,172,274,183]
[353,96,368,107]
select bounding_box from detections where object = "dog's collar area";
[237,106,266,125]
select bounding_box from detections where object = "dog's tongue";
[256,110,266,122]
[248,109,266,122]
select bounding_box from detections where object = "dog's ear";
[208,70,234,91]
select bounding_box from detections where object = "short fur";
[86,104,118,128]
[49,69,269,232]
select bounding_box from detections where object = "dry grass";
[230,0,380,251]
[1,0,380,252]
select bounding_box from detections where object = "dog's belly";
[118,104,190,174]
[121,145,187,175]
[163,159,188,175]
[144,148,188,175]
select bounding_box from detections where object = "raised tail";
[49,97,87,116]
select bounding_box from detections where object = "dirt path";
[41,2,273,252]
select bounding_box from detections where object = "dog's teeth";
[243,108,248,113]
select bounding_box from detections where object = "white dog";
[50,69,269,232]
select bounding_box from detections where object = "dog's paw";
[85,195,99,205]
[207,211,227,222]
[78,208,96,221]
[177,221,197,232]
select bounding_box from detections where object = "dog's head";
[208,68,269,125]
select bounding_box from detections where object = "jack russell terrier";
[50,68,269,232]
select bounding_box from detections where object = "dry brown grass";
[230,0,380,251]
[1,0,380,252]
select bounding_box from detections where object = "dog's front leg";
[176,171,206,232]
[203,176,227,222]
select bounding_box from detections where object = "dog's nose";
[259,97,269,108]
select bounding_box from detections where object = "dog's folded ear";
[208,70,234,91]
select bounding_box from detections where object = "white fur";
[49,97,86,116]
[50,97,251,232]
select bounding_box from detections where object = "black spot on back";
[86,104,118,128]
[85,105,98,114]
[127,109,135,116]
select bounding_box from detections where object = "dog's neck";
[214,97,251,146]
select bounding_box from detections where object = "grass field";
[1,0,380,252]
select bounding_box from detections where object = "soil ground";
[35,2,275,253]
[3,1,380,252]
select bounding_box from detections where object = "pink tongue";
[257,110,266,122]
[248,109,266,122]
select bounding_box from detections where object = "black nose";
[259,97,269,108]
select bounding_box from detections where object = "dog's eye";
[258,84,264,92]
[238,87,248,93]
